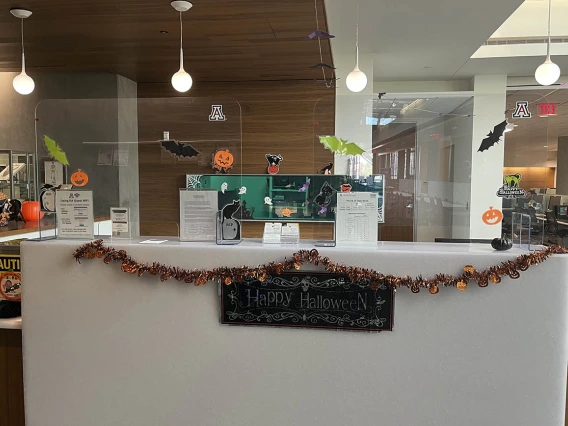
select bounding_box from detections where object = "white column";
[334,53,374,175]
[469,75,507,239]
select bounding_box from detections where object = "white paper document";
[263,223,283,244]
[179,190,218,242]
[110,207,129,236]
[336,192,378,245]
[55,190,95,239]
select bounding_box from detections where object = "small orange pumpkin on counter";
[71,169,89,187]
[21,201,44,222]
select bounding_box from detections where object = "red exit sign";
[538,103,556,116]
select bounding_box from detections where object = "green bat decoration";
[318,135,365,156]
[43,135,69,166]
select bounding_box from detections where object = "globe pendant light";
[11,8,35,95]
[346,5,367,93]
[535,0,560,86]
[171,1,193,93]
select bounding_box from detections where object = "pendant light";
[346,4,367,93]
[171,1,193,93]
[535,0,560,86]
[10,8,35,95]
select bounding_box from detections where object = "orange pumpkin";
[282,208,292,217]
[267,165,280,175]
[71,169,89,187]
[481,206,503,225]
[21,201,44,222]
[213,149,234,172]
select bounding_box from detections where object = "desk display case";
[0,151,35,201]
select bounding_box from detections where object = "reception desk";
[21,239,568,426]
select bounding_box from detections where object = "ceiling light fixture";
[10,8,34,95]
[346,5,367,93]
[535,0,560,86]
[170,1,193,93]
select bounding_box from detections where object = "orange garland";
[73,240,568,294]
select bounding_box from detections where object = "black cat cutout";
[314,182,336,207]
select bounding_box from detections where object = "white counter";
[21,239,568,426]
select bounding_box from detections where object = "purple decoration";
[298,178,311,192]
[317,206,328,215]
[305,30,335,40]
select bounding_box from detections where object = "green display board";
[186,174,385,223]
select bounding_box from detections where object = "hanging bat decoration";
[266,154,283,175]
[305,30,335,40]
[318,136,365,156]
[43,135,69,166]
[478,120,508,153]
[298,178,311,192]
[318,163,333,175]
[310,63,336,69]
[161,140,200,159]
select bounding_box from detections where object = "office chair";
[545,209,568,244]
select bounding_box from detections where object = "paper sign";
[336,192,378,245]
[55,190,94,239]
[44,161,64,186]
[179,190,218,242]
[263,223,283,244]
[110,207,129,237]
[281,223,300,244]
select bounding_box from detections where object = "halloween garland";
[73,241,568,294]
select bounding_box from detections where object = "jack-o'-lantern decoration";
[265,154,283,175]
[71,169,89,187]
[212,149,234,174]
[341,183,352,193]
[481,206,503,225]
[282,208,292,217]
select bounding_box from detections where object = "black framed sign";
[220,272,394,332]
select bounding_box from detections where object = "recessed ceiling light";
[160,30,169,34]
[544,145,549,147]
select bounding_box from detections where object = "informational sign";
[512,101,531,118]
[44,160,64,186]
[262,223,300,244]
[179,189,218,242]
[497,173,527,199]
[55,190,95,239]
[336,192,379,245]
[221,272,394,332]
[110,207,129,237]
[0,254,21,301]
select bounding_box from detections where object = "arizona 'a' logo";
[512,101,531,118]
[209,105,226,121]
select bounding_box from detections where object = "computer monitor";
[549,195,561,210]
[557,205,568,217]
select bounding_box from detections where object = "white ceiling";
[325,0,525,81]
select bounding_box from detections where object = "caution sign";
[0,255,21,301]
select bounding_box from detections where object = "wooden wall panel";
[503,167,556,190]
[138,81,335,238]
[0,329,25,426]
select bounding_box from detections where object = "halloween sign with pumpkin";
[482,207,503,225]
[212,149,234,174]
[71,169,89,187]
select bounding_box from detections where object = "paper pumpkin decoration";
[491,237,512,251]
[266,154,283,175]
[282,208,292,217]
[71,169,89,187]
[21,201,44,222]
[341,183,352,193]
[212,149,234,173]
[481,207,503,225]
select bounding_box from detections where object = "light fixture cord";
[355,4,360,69]
[21,18,25,72]
[179,11,184,70]
[547,0,552,58]
[314,0,326,82]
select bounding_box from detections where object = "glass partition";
[34,97,242,240]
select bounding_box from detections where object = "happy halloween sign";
[221,272,394,332]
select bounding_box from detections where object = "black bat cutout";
[265,154,283,166]
[478,120,507,152]
[161,140,200,159]
[318,162,333,174]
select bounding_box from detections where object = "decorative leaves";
[318,135,365,156]
[43,135,69,165]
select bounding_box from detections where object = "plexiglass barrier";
[34,97,242,241]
